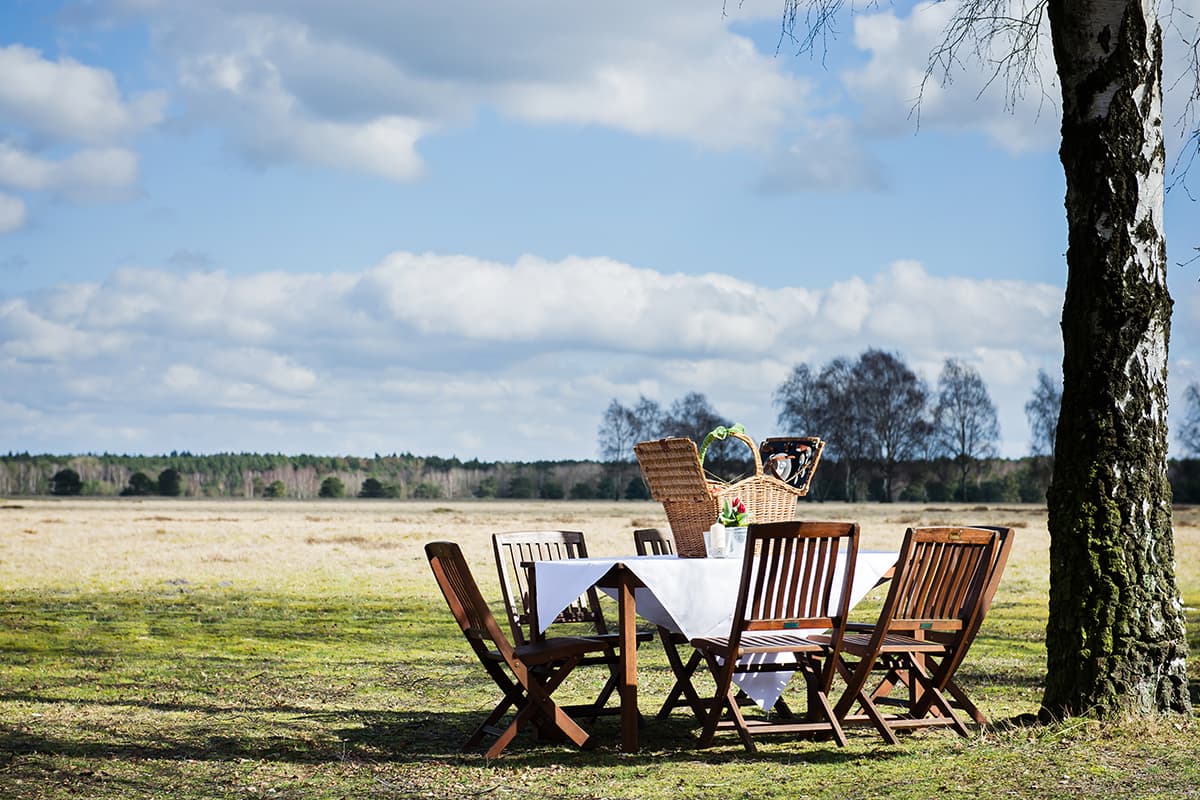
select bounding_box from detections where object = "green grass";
[1,501,1198,798]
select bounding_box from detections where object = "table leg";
[617,572,638,753]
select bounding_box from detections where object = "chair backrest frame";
[426,541,522,672]
[728,521,861,661]
[633,527,676,556]
[492,530,608,646]
[881,527,997,632]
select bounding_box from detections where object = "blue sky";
[1,0,1197,462]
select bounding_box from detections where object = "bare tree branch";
[917,0,1055,129]
[1164,2,1200,200]
[769,0,879,61]
[769,0,1199,270]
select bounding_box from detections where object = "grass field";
[1,498,1198,799]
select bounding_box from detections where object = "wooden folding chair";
[492,530,652,719]
[633,528,706,720]
[832,526,1000,744]
[690,520,861,753]
[425,541,610,758]
[841,526,1013,725]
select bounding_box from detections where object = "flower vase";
[726,526,747,558]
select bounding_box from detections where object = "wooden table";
[531,552,897,753]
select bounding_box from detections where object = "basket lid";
[633,437,711,501]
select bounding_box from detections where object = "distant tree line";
[599,350,1200,504]
[6,368,1198,503]
[1,452,610,501]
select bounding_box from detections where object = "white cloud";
[498,27,803,150]
[128,2,816,180]
[217,349,319,394]
[0,192,26,233]
[354,252,827,358]
[759,116,887,192]
[0,143,139,200]
[0,252,1083,459]
[0,297,129,361]
[0,44,166,143]
[0,44,161,232]
[86,0,1197,194]
[163,364,202,392]
[174,17,430,180]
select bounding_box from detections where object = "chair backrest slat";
[812,536,834,618]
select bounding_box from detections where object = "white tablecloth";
[533,551,897,709]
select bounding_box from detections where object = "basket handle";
[698,425,763,476]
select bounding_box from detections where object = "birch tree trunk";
[1044,0,1191,714]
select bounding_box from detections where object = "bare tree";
[934,359,1000,501]
[662,391,725,445]
[597,399,638,498]
[1025,368,1062,458]
[778,0,1192,716]
[630,395,665,443]
[1181,383,1200,456]
[598,399,636,462]
[774,363,818,433]
[777,351,931,501]
[662,391,748,475]
[853,349,932,502]
[1023,367,1062,501]
[776,357,872,500]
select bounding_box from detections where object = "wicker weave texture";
[634,432,809,558]
[633,438,715,557]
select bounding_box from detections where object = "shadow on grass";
[331,709,902,768]
[0,690,351,718]
[0,703,903,770]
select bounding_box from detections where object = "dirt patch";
[305,535,403,550]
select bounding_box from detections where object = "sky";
[1,0,1198,463]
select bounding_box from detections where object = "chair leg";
[769,694,796,719]
[588,657,621,720]
[801,658,847,747]
[727,689,757,753]
[658,642,705,720]
[466,692,524,750]
[856,685,900,745]
[946,678,987,725]
[834,655,901,746]
[868,667,907,705]
[465,665,525,750]
[696,652,759,754]
[864,658,970,741]
[907,662,970,737]
[484,657,593,758]
[697,654,732,746]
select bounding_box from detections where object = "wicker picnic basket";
[634,430,819,558]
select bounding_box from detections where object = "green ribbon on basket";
[699,423,746,466]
